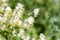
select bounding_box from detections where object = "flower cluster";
[0,0,40,40]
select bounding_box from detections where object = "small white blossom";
[23,23,31,29]
[5,6,12,12]
[23,23,28,28]
[13,16,19,24]
[33,8,39,17]
[16,3,23,10]
[39,33,46,40]
[25,16,34,24]
[4,7,12,17]
[17,10,23,18]
[13,16,23,26]
[19,29,24,34]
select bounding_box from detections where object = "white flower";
[19,29,24,34]
[13,16,23,26]
[25,16,34,24]
[17,29,24,37]
[33,8,39,17]
[39,33,46,40]
[23,35,30,40]
[17,10,23,18]
[16,3,23,9]
[13,16,19,24]
[4,7,12,17]
[5,6,12,12]
[23,23,28,28]
[23,23,31,29]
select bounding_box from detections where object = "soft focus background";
[0,0,60,40]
